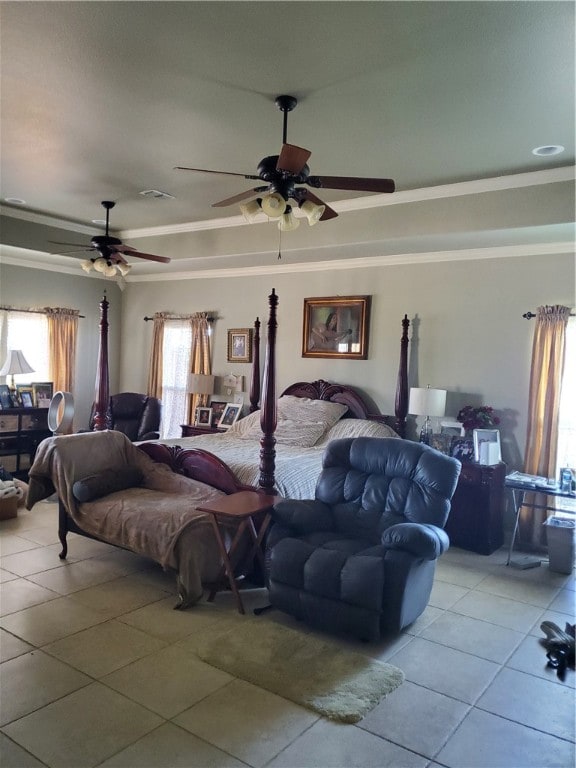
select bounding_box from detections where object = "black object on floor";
[540,621,575,681]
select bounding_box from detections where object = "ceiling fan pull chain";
[277,229,282,260]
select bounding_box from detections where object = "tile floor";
[0,500,574,768]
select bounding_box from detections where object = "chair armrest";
[139,431,160,441]
[382,522,449,560]
[271,499,333,534]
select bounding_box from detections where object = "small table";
[505,474,575,568]
[181,424,226,437]
[198,490,280,614]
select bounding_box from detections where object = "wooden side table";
[181,424,225,437]
[198,490,280,614]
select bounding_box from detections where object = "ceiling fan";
[50,200,170,276]
[175,95,395,228]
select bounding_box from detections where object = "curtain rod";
[0,305,85,318]
[143,314,214,322]
[523,310,575,319]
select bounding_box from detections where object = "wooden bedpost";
[259,289,278,491]
[249,316,261,413]
[394,314,410,438]
[92,293,111,431]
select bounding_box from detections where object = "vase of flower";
[457,405,500,437]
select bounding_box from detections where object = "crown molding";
[5,241,570,285]
[2,166,573,240]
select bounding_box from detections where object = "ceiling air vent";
[139,189,175,200]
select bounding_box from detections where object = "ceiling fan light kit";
[176,94,395,234]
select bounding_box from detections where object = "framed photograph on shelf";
[473,428,501,465]
[0,385,13,409]
[218,402,242,429]
[32,382,53,408]
[227,329,253,363]
[430,433,452,455]
[209,400,227,428]
[440,419,465,437]
[15,385,34,408]
[195,407,213,427]
[450,437,475,463]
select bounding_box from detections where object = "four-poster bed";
[91,289,410,494]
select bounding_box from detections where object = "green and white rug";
[187,615,404,724]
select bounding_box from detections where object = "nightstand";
[180,424,225,437]
[445,462,506,554]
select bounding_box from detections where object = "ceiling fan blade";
[114,245,171,264]
[212,186,269,208]
[175,166,260,181]
[307,175,395,193]
[50,246,96,255]
[49,240,92,248]
[296,189,338,221]
[277,144,312,175]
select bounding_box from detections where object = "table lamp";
[0,350,35,392]
[187,373,215,406]
[409,386,447,444]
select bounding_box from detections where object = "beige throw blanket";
[27,430,228,605]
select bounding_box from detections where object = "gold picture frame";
[302,296,371,359]
[227,328,253,363]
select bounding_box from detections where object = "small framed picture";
[227,328,253,363]
[0,385,13,409]
[16,384,34,407]
[195,407,213,427]
[430,433,452,455]
[450,437,475,463]
[32,382,53,408]
[209,400,227,428]
[440,419,465,437]
[218,402,242,429]
[20,391,34,408]
[473,428,501,465]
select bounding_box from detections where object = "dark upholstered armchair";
[266,437,461,641]
[89,392,161,441]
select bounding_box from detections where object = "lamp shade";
[0,350,35,377]
[300,199,325,226]
[260,192,285,218]
[409,387,446,417]
[187,373,215,395]
[239,199,262,223]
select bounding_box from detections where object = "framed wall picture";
[227,328,253,363]
[32,382,54,408]
[209,400,227,428]
[218,402,242,429]
[195,407,213,427]
[302,295,371,359]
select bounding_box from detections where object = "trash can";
[544,516,575,574]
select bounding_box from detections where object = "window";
[160,320,191,438]
[1,311,49,384]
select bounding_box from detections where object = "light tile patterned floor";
[0,500,574,768]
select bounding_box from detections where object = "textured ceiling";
[0,1,574,273]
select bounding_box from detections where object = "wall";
[0,264,122,429]
[1,250,573,467]
[120,250,574,470]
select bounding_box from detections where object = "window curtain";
[45,308,79,396]
[187,313,212,423]
[147,313,166,399]
[520,304,571,548]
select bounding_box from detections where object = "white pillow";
[319,418,399,444]
[237,396,349,447]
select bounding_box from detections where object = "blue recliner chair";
[266,437,461,640]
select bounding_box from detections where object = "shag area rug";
[188,616,404,724]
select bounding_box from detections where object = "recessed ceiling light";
[532,145,565,157]
[4,197,26,205]
[91,219,107,225]
[139,189,175,200]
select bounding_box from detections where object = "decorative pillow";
[72,466,143,502]
[237,396,349,447]
[319,418,399,444]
